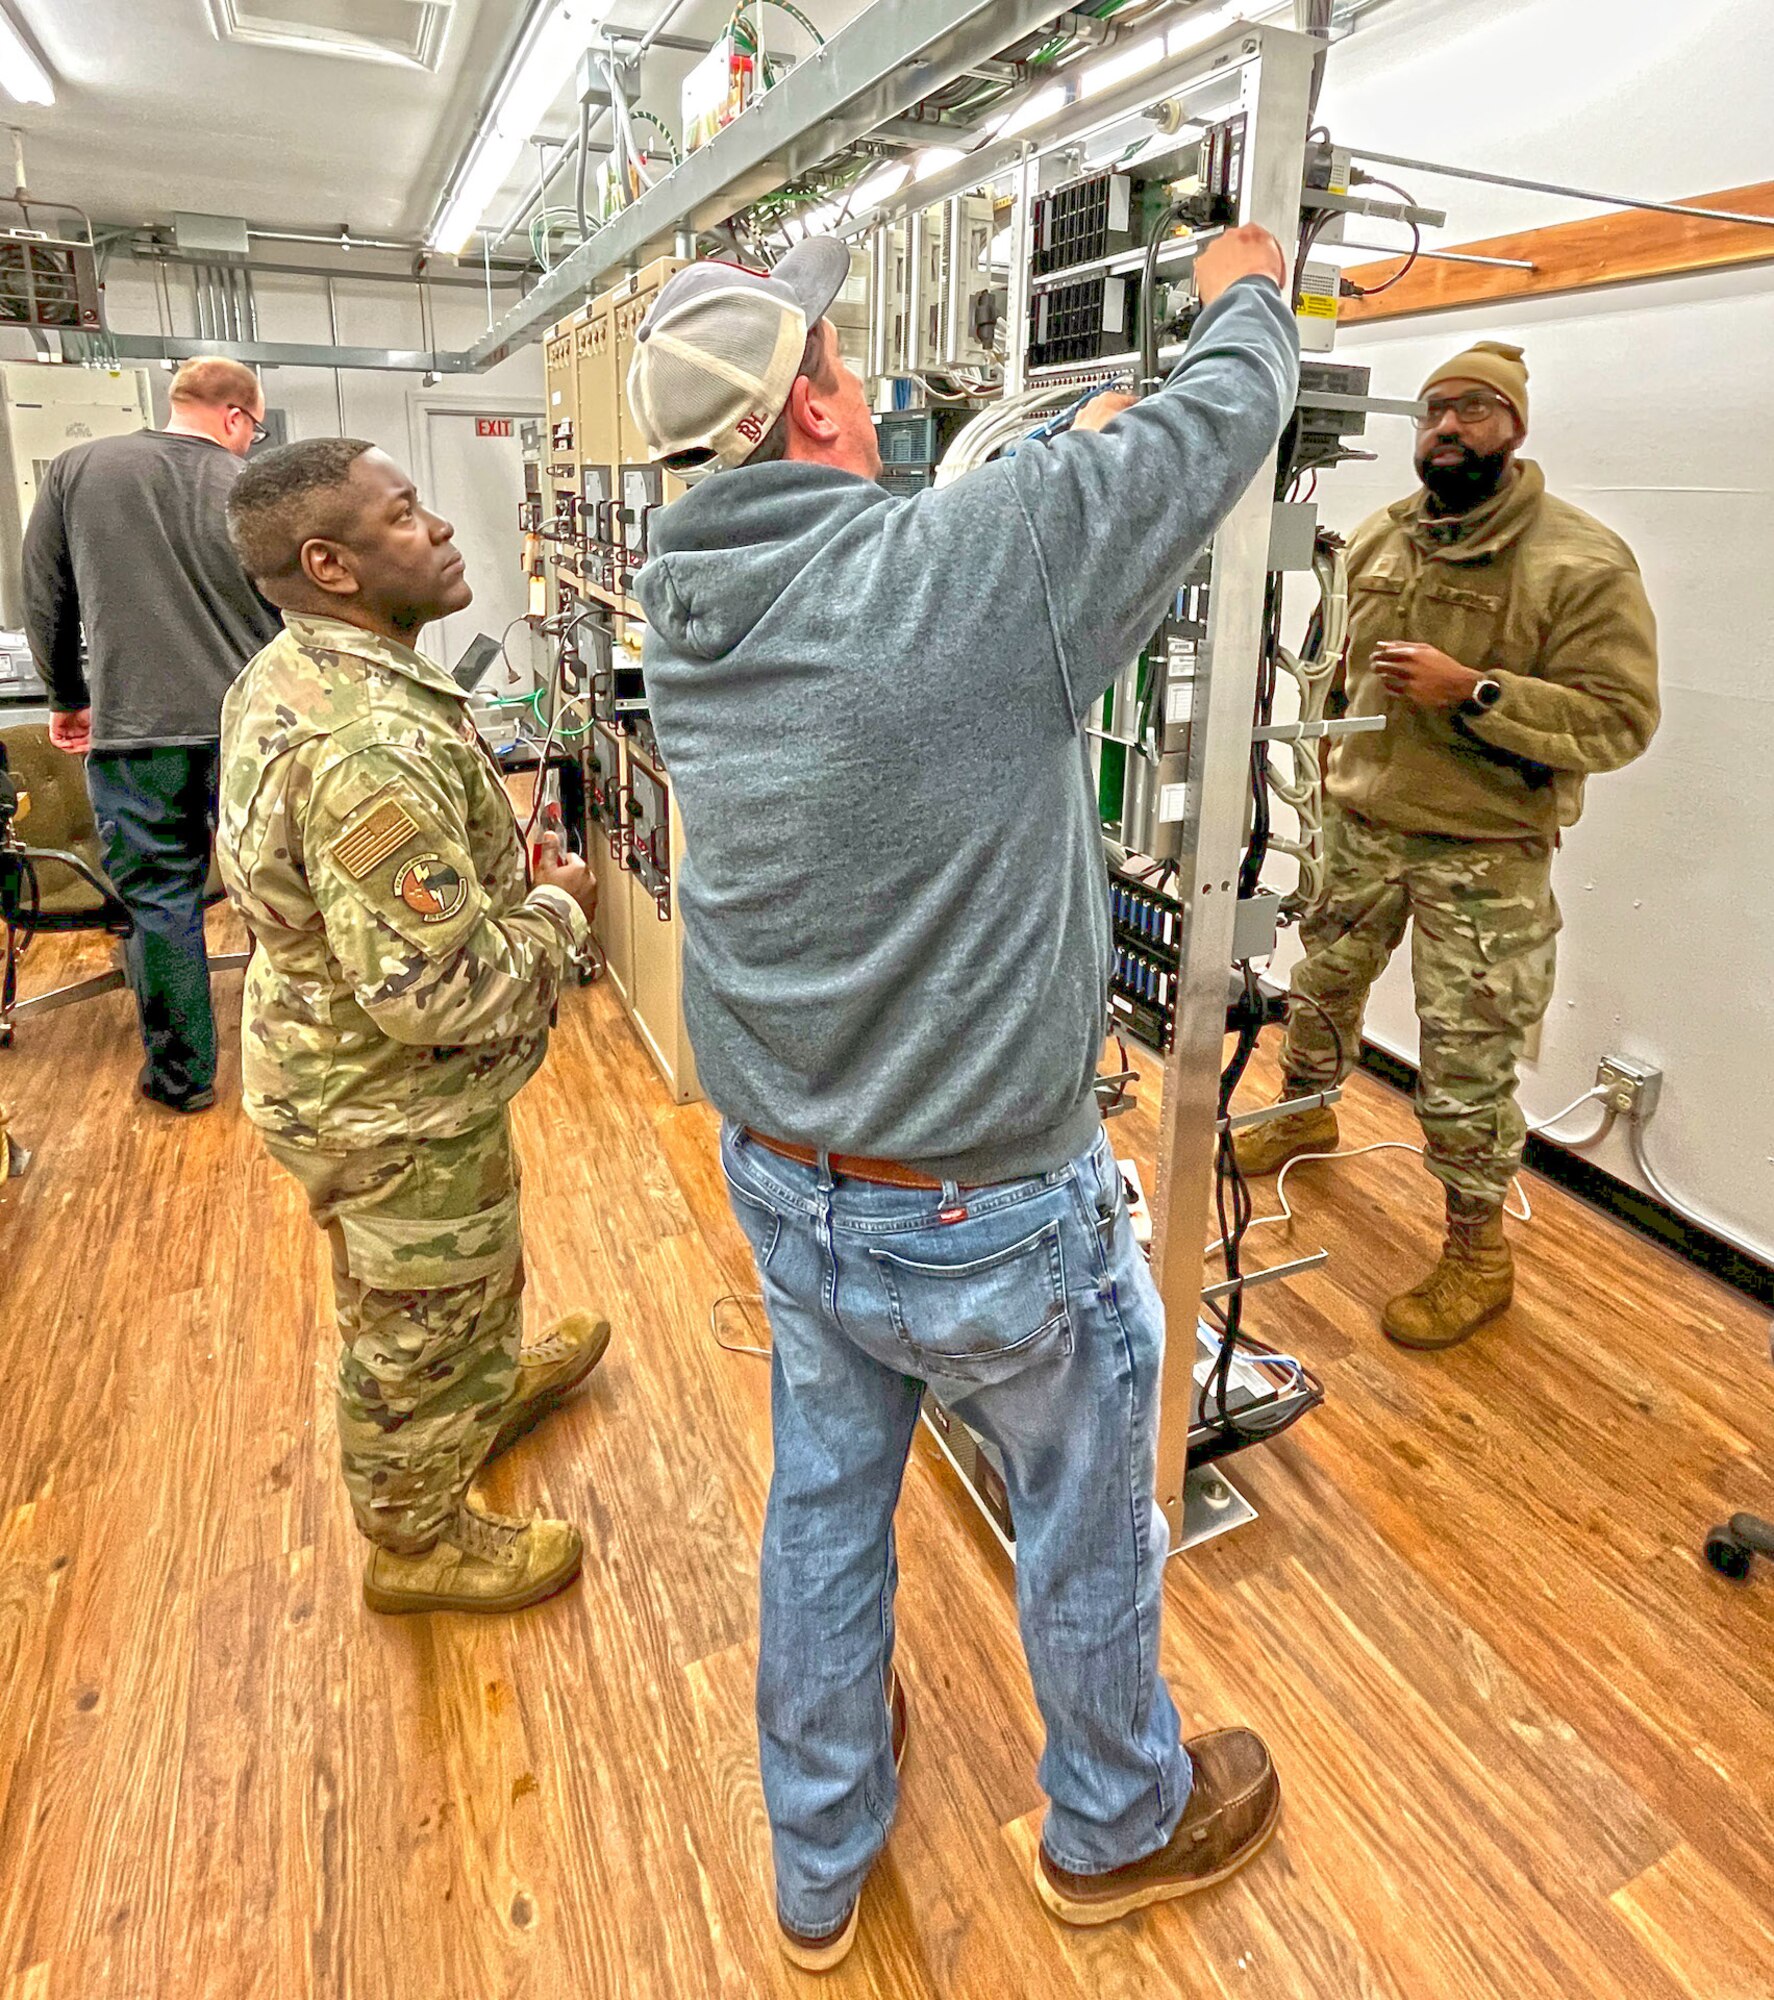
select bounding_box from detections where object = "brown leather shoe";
[1034,1727,1280,1926]
[486,1312,612,1460]
[776,1668,909,1973]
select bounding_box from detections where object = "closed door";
[424,408,544,694]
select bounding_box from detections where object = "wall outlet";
[1596,1054,1663,1120]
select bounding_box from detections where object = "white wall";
[67,258,544,480]
[1268,0,1774,1259]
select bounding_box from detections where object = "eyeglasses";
[232,407,270,445]
[1417,391,1510,429]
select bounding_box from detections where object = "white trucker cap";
[625,236,851,472]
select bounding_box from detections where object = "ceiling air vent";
[206,0,453,71]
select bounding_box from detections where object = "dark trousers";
[86,746,219,1099]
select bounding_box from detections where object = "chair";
[0,723,245,1047]
[1705,1515,1774,1582]
[1704,1324,1774,1583]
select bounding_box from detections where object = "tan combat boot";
[362,1496,584,1615]
[487,1311,613,1460]
[1230,1091,1339,1179]
[1382,1192,1514,1350]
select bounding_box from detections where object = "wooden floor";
[3,920,1772,2000]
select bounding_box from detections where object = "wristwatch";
[1460,676,1504,717]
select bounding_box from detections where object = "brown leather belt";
[745,1130,979,1191]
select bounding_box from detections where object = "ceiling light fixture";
[0,7,54,107]
[1167,4,1262,58]
[847,162,912,215]
[1080,33,1167,100]
[430,0,616,255]
[991,84,1068,141]
[912,146,966,182]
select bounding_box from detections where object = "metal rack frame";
[503,8,1349,1552]
[864,21,1339,1547]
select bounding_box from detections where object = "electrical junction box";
[0,361,151,629]
[681,32,754,154]
[169,212,250,260]
[1268,501,1319,573]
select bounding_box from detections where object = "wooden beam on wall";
[1338,178,1774,324]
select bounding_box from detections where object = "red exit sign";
[475,417,514,438]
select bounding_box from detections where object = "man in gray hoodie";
[629,225,1299,1967]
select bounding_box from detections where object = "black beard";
[1416,442,1513,514]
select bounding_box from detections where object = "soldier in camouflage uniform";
[1238,341,1659,1349]
[218,438,607,1615]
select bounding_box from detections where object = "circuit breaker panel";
[533,257,701,1106]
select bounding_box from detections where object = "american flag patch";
[330,797,422,880]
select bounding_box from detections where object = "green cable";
[726,0,823,44]
[725,0,823,89]
[629,107,683,163]
[487,690,548,721]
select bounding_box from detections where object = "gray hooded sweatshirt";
[636,276,1300,1185]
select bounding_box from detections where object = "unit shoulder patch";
[392,853,469,924]
[331,796,423,880]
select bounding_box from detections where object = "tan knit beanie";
[1421,340,1528,427]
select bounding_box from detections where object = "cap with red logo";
[624,236,851,475]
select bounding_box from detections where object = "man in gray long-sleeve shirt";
[628,229,1299,1963]
[23,356,280,1111]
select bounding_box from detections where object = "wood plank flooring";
[2,919,1771,1999]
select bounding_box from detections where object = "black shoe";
[138,1068,217,1114]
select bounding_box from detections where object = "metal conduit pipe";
[492,119,612,249]
[489,0,693,250]
[636,0,701,57]
[1348,147,1774,231]
[325,277,347,434]
[128,245,525,290]
[1627,1120,1773,1273]
[247,226,418,251]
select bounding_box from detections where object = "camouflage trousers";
[1281,808,1560,1206]
[266,1109,525,1553]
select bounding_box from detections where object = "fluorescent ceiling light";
[991,84,1067,141]
[913,146,966,182]
[430,0,615,254]
[0,8,53,107]
[1081,34,1166,100]
[1167,4,1258,57]
[849,162,911,214]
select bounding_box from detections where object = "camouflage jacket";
[217,613,587,1149]
[1332,460,1660,840]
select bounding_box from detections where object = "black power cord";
[1139,198,1192,394]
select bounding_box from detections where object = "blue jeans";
[720,1121,1192,1935]
[86,747,218,1099]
